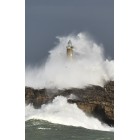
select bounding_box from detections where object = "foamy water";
[25,96,113,131]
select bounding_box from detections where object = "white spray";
[25,32,114,89]
[25,96,113,131]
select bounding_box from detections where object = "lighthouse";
[66,40,74,59]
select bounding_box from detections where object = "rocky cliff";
[25,81,114,127]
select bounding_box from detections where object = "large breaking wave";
[25,96,113,131]
[25,32,114,89]
[25,32,114,131]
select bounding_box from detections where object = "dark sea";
[26,120,114,140]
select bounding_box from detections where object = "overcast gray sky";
[25,0,114,65]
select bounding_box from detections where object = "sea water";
[26,120,114,140]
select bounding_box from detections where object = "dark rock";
[25,87,50,108]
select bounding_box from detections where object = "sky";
[25,0,114,66]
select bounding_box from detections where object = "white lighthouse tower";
[66,40,74,59]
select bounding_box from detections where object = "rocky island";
[25,81,114,127]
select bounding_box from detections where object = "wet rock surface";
[25,81,114,126]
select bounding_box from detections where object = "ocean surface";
[25,120,114,140]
